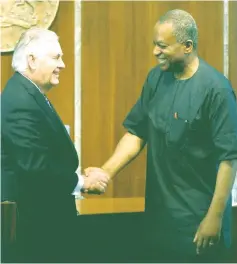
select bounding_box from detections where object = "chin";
[159,64,170,72]
[50,80,59,86]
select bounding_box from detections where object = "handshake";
[81,167,110,195]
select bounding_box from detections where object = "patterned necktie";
[43,94,53,110]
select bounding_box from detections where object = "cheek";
[169,50,185,62]
[174,47,185,57]
[48,66,57,77]
[162,49,177,59]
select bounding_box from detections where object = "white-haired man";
[1,27,109,262]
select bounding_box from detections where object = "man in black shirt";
[86,9,237,262]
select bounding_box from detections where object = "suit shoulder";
[2,74,34,107]
[1,75,40,123]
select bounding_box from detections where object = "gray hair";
[158,9,198,50]
[12,27,59,72]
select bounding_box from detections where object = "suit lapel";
[46,100,79,159]
[15,73,78,162]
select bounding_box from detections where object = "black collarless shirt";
[123,58,237,247]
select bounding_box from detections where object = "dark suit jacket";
[1,72,79,220]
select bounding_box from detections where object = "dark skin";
[153,21,199,80]
[86,21,237,256]
[153,21,237,255]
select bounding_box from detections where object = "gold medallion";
[0,0,59,52]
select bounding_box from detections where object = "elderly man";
[86,9,237,262]
[1,28,109,262]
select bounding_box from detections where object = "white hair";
[12,27,59,72]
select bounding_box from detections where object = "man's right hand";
[81,168,110,194]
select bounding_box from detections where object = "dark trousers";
[15,196,79,263]
[16,214,79,263]
[140,215,230,263]
[142,239,230,263]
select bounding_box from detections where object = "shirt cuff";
[78,175,85,190]
[72,174,85,200]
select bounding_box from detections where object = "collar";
[17,71,43,94]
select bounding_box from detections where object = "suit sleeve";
[2,108,77,200]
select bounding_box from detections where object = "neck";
[21,70,50,94]
[174,54,199,80]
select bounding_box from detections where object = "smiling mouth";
[158,58,167,64]
[53,72,60,77]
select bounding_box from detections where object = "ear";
[184,40,193,54]
[27,54,37,71]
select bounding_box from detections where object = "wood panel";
[1,54,13,91]
[0,1,75,139]
[47,1,75,140]
[229,0,237,94]
[81,1,224,202]
[76,197,145,215]
[81,2,147,199]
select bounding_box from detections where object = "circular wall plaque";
[0,0,60,52]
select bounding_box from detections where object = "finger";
[87,184,102,194]
[84,168,91,176]
[193,232,198,243]
[98,181,107,188]
[202,238,209,249]
[97,173,109,183]
[87,170,109,182]
[90,183,106,193]
[206,235,219,248]
[97,184,106,193]
[209,240,215,247]
[196,237,203,255]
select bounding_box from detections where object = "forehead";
[44,40,63,56]
[153,22,176,43]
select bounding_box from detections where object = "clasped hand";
[82,167,110,194]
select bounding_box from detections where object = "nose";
[58,58,65,69]
[153,45,162,56]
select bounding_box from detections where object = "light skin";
[23,39,110,193]
[24,41,65,93]
[85,20,237,254]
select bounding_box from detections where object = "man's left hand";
[193,214,222,255]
